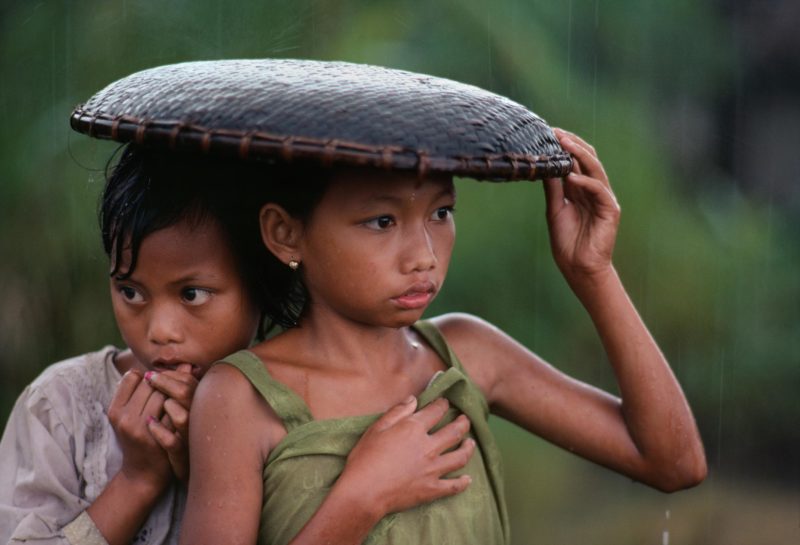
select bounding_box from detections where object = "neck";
[285,305,420,375]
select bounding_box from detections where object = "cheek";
[434,228,455,261]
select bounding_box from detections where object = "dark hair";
[100,145,328,337]
[243,163,330,329]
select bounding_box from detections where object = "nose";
[147,303,184,346]
[400,224,437,274]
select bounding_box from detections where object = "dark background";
[1,1,798,543]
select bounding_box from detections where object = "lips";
[151,359,199,378]
[392,281,437,310]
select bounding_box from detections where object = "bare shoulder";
[193,363,257,413]
[192,363,285,457]
[427,313,509,400]
[428,313,505,348]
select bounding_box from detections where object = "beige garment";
[0,348,185,545]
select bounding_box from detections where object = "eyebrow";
[357,185,456,210]
[111,272,219,287]
[164,273,220,288]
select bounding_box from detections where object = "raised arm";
[436,130,706,492]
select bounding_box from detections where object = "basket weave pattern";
[71,60,572,181]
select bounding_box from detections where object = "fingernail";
[147,416,157,425]
[403,395,416,404]
[144,371,157,383]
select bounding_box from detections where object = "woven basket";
[70,59,571,181]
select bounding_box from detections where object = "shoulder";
[193,362,264,418]
[428,312,502,340]
[192,359,285,458]
[19,346,121,422]
[1,347,121,472]
[426,313,508,399]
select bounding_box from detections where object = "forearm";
[287,475,383,545]
[570,266,706,489]
[85,471,165,545]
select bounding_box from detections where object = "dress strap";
[412,320,466,373]
[215,350,314,432]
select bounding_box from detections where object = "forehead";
[323,169,455,206]
[114,217,235,275]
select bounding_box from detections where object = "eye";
[431,206,455,221]
[118,285,144,304]
[182,287,213,305]
[363,215,395,231]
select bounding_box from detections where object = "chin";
[385,311,427,329]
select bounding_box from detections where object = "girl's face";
[110,217,259,378]
[297,170,456,328]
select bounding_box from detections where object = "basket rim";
[70,106,573,181]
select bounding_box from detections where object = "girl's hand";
[337,397,475,518]
[143,365,198,483]
[108,370,173,493]
[543,129,621,285]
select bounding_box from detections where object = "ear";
[259,203,303,265]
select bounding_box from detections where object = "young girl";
[0,146,471,545]
[180,129,707,545]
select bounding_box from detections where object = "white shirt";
[0,347,184,544]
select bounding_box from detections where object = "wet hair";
[99,144,329,336]
[244,163,330,329]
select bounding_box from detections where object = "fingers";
[411,397,450,430]
[163,398,189,436]
[553,128,608,186]
[109,371,144,418]
[564,172,620,215]
[148,418,189,481]
[554,127,597,158]
[111,370,166,423]
[371,396,418,432]
[144,369,198,410]
[147,417,181,451]
[432,474,472,498]
[543,178,566,218]
[429,413,470,454]
[433,437,476,476]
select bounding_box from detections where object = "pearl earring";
[288,260,300,270]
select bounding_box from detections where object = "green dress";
[218,321,509,545]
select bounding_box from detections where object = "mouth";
[392,281,437,310]
[151,359,200,378]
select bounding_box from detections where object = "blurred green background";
[1,1,798,543]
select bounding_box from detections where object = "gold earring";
[288,260,300,270]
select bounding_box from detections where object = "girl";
[0,146,470,545]
[181,129,707,545]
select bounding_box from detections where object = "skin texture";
[88,218,261,545]
[180,130,707,545]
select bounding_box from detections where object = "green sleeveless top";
[218,321,509,545]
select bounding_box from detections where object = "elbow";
[651,449,708,493]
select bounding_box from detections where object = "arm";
[85,370,177,545]
[179,364,265,545]
[437,130,706,492]
[180,365,475,545]
[0,385,89,545]
[290,397,474,544]
[0,367,172,545]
